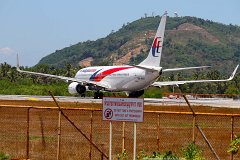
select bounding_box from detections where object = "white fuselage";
[75,65,160,92]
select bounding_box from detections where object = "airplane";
[17,12,239,99]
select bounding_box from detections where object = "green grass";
[144,87,163,98]
[0,79,70,96]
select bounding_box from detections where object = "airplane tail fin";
[139,11,167,67]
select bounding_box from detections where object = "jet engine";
[68,82,86,95]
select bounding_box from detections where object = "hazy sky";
[0,0,239,67]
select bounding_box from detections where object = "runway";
[0,95,239,108]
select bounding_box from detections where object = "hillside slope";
[38,16,240,74]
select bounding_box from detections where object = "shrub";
[117,149,128,160]
[228,134,240,154]
[182,143,205,160]
[0,152,10,160]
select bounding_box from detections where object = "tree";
[1,62,11,77]
[7,67,18,82]
[65,63,75,77]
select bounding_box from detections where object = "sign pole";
[109,121,112,160]
[133,122,137,160]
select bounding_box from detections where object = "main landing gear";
[128,90,144,98]
[80,93,85,97]
[94,91,103,99]
[93,90,144,99]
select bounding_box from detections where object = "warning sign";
[102,97,144,122]
[104,108,113,119]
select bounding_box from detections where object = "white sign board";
[102,97,144,122]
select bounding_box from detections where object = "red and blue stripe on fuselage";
[89,66,133,82]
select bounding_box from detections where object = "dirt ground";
[0,99,240,160]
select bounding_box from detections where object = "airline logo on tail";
[152,37,162,57]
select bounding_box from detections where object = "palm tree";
[8,67,18,82]
[65,63,75,77]
[1,62,11,77]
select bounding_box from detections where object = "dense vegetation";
[0,62,239,96]
[0,62,70,96]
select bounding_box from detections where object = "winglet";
[163,11,168,16]
[228,64,239,80]
[16,54,20,70]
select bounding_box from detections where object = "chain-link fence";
[0,105,240,160]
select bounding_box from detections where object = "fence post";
[231,116,234,160]
[26,107,30,159]
[157,113,160,151]
[182,94,196,144]
[57,107,61,160]
[89,111,93,160]
[122,122,125,153]
[192,116,196,143]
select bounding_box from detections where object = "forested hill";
[38,16,240,74]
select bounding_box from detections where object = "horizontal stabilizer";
[162,66,211,72]
[128,64,162,72]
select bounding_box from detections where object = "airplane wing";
[152,65,239,87]
[16,55,111,89]
[17,67,79,82]
[162,66,211,72]
[17,67,112,89]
